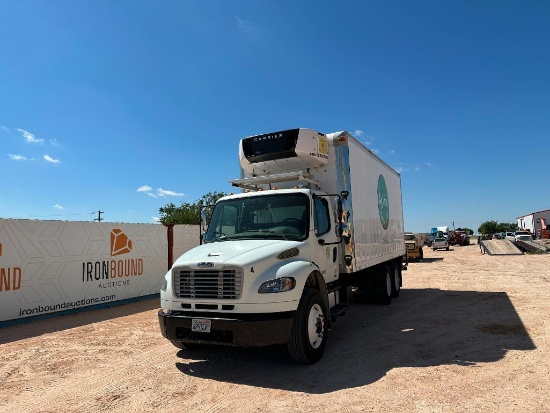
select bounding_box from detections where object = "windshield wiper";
[246,229,289,240]
[211,233,232,242]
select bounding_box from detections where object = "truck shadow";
[409,257,444,263]
[175,288,535,393]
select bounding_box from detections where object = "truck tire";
[391,262,401,298]
[375,264,392,305]
[170,340,201,350]
[287,288,327,364]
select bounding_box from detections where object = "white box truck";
[158,128,406,364]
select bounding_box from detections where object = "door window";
[314,197,331,236]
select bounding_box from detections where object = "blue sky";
[1,1,549,233]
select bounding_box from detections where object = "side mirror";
[340,190,349,200]
[200,209,207,231]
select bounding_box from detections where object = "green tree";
[159,191,226,225]
[477,221,517,236]
[496,222,517,233]
[478,220,499,236]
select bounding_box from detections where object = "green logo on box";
[377,175,389,230]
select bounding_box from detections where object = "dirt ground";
[1,244,549,413]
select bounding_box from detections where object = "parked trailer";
[158,128,406,364]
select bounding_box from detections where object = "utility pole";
[94,210,104,222]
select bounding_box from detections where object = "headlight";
[258,277,296,293]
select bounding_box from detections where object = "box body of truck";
[158,128,406,363]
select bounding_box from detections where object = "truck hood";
[172,239,303,267]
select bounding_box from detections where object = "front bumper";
[158,309,295,347]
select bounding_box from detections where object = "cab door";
[312,196,339,283]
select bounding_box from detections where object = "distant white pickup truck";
[432,236,449,251]
[514,231,532,242]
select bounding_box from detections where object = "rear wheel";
[288,289,327,364]
[391,262,401,298]
[375,264,392,305]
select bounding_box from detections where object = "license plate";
[191,318,211,333]
[406,244,414,250]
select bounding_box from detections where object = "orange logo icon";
[110,229,133,256]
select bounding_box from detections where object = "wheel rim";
[394,267,401,292]
[307,303,325,349]
[385,272,392,297]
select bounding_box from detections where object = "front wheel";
[288,289,327,364]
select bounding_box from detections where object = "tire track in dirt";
[7,340,175,412]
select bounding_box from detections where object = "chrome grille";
[173,266,243,299]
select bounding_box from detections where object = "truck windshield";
[204,193,309,243]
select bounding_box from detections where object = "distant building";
[516,209,550,238]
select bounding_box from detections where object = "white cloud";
[355,130,375,146]
[371,148,380,154]
[54,204,63,210]
[235,17,254,33]
[395,166,403,173]
[414,166,420,171]
[17,128,44,144]
[8,153,28,161]
[44,154,60,163]
[425,162,433,167]
[157,188,184,197]
[152,217,160,223]
[1,126,9,133]
[138,186,184,198]
[49,139,59,146]
[390,150,395,154]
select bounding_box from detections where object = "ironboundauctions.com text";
[19,294,116,317]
